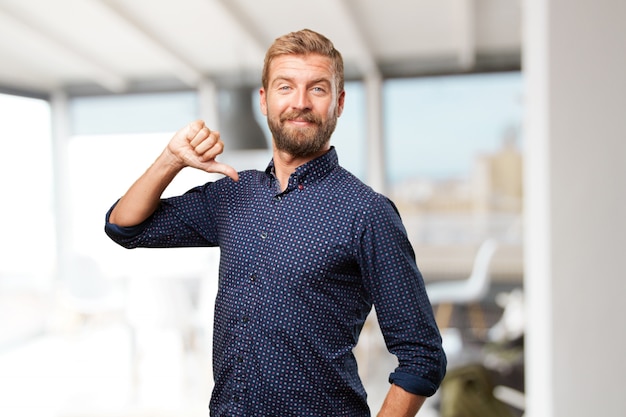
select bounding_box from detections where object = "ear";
[336,89,346,117]
[259,87,268,116]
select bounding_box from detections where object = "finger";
[209,162,239,182]
[189,126,214,148]
[195,134,222,158]
[199,144,225,164]
[184,120,206,140]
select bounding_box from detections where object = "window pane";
[0,93,54,287]
[70,91,198,135]
[384,72,523,182]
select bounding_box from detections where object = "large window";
[384,72,524,280]
[0,93,54,288]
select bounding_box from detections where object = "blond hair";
[262,29,344,93]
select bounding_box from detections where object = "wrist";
[159,147,186,173]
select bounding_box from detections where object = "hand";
[167,120,239,181]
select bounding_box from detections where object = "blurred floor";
[0,319,441,417]
[0,280,523,417]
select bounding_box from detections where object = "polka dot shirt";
[105,147,446,416]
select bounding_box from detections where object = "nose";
[292,88,312,110]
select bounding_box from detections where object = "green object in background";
[440,364,516,417]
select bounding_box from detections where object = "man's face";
[260,54,345,158]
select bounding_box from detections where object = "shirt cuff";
[104,201,150,239]
[388,370,439,397]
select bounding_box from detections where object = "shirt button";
[298,184,304,190]
[237,356,244,363]
[260,232,268,239]
[242,316,249,323]
[250,274,256,282]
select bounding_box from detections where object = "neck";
[272,146,329,191]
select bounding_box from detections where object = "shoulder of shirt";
[211,169,265,186]
[324,166,401,222]
[333,166,393,204]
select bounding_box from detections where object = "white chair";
[426,238,499,334]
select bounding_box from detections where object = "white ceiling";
[0,0,521,97]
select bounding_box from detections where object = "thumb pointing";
[211,162,239,182]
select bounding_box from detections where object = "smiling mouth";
[288,119,313,125]
[281,111,320,126]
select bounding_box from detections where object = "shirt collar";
[264,147,339,192]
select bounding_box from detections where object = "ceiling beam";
[336,0,381,78]
[96,0,205,88]
[212,0,270,54]
[0,3,127,93]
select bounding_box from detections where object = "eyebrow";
[271,75,332,87]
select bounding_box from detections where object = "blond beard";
[268,109,337,158]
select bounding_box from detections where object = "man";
[105,29,446,416]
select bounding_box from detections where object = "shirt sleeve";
[104,183,219,249]
[356,195,446,397]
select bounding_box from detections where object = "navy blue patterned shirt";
[105,148,446,416]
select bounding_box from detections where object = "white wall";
[524,1,626,416]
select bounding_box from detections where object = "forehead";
[268,53,335,84]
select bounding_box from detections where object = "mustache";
[280,110,321,124]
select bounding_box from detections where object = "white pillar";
[197,78,219,128]
[523,1,626,416]
[50,90,73,282]
[364,72,386,194]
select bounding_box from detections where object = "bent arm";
[109,120,238,227]
[108,148,184,226]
